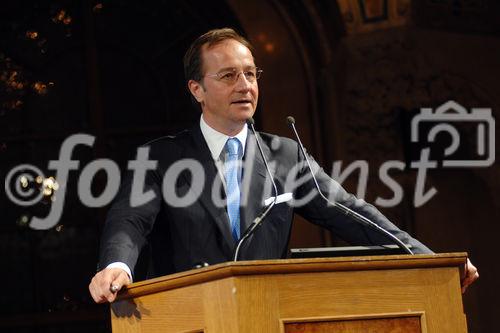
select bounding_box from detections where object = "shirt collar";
[199,114,248,161]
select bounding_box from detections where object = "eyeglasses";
[204,67,263,84]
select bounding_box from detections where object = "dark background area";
[0,0,498,332]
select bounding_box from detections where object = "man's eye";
[220,72,235,80]
[244,71,256,78]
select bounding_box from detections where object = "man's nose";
[234,73,252,91]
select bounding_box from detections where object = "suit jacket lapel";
[240,130,275,235]
[182,124,236,249]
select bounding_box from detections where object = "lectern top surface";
[117,253,467,300]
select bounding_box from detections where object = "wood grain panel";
[111,284,204,333]
[285,316,421,333]
[235,276,281,332]
[202,278,238,333]
[275,267,466,332]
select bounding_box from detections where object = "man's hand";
[461,258,479,294]
[89,267,131,303]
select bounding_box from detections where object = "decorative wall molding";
[337,0,411,35]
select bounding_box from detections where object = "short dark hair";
[183,28,254,83]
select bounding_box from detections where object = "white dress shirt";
[199,114,247,186]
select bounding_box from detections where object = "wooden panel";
[275,267,465,332]
[202,278,238,333]
[285,316,421,333]
[275,267,465,333]
[235,276,281,332]
[111,284,205,333]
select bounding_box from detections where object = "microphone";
[286,116,413,255]
[233,118,279,261]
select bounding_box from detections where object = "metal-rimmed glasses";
[204,67,263,84]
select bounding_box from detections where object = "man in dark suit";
[89,28,478,303]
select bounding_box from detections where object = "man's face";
[189,39,258,134]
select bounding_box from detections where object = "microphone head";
[286,116,296,126]
[246,117,255,126]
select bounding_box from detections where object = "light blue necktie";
[224,138,241,241]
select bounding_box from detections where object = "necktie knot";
[225,138,240,157]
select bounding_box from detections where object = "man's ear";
[188,79,205,103]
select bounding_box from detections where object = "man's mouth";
[231,99,252,105]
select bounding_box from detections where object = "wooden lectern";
[111,253,468,333]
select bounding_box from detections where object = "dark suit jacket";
[99,123,432,280]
